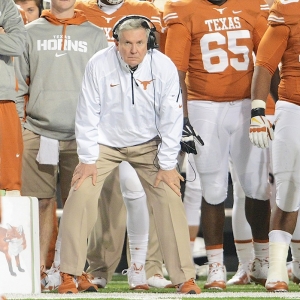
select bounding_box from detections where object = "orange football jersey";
[75,0,162,45]
[256,0,300,106]
[164,0,269,102]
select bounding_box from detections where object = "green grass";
[5,274,300,300]
[93,274,300,293]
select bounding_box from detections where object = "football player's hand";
[249,100,274,149]
[180,117,204,154]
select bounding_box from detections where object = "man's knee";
[39,197,55,211]
[241,173,270,200]
[121,177,145,199]
[276,180,300,212]
[202,184,227,205]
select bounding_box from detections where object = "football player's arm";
[165,23,190,116]
[253,25,289,101]
[250,25,289,148]
[178,71,188,117]
[253,13,281,103]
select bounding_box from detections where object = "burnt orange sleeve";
[253,14,268,54]
[165,23,191,72]
[256,25,289,75]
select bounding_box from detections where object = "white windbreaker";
[76,45,183,170]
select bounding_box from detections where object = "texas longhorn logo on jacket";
[0,224,27,276]
[137,79,155,90]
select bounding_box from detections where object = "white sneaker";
[41,264,61,292]
[204,262,226,290]
[147,274,174,288]
[250,258,268,286]
[227,263,251,285]
[90,276,107,288]
[122,263,149,290]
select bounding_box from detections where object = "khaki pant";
[86,169,127,282]
[86,169,164,281]
[60,141,195,285]
[21,129,78,199]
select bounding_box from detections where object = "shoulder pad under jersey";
[268,0,300,26]
[163,0,194,26]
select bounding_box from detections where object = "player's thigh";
[272,103,300,212]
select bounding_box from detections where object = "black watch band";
[183,117,189,125]
[251,107,265,118]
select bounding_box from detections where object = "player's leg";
[265,102,300,292]
[184,154,202,257]
[189,101,231,290]
[227,159,253,285]
[119,161,149,290]
[231,99,271,288]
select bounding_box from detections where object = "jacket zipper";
[131,71,135,105]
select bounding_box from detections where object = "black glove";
[180,117,204,154]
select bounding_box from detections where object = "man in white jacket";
[58,16,200,295]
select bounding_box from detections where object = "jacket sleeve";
[157,59,183,170]
[0,0,26,56]
[75,58,101,164]
[14,43,29,120]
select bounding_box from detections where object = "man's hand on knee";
[72,163,97,190]
[154,169,184,197]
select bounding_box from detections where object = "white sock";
[235,241,254,269]
[206,247,223,265]
[253,241,269,260]
[123,193,149,267]
[128,234,148,266]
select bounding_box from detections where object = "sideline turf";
[3,274,300,299]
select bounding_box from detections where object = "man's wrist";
[251,99,266,109]
[251,99,266,117]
